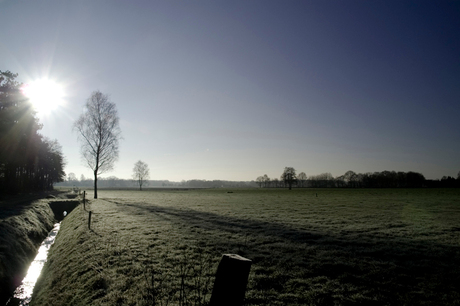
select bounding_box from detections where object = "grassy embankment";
[0,194,56,304]
[32,188,460,305]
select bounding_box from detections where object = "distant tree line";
[0,71,65,194]
[57,176,257,189]
[56,169,460,190]
[57,176,177,188]
[179,179,256,188]
[257,168,460,189]
[425,173,460,188]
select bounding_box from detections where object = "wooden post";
[83,190,86,210]
[88,211,92,230]
[210,254,252,306]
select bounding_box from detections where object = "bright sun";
[22,79,64,115]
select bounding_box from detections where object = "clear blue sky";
[1,0,459,181]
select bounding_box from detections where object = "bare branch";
[73,91,121,198]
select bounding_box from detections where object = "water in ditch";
[6,222,61,306]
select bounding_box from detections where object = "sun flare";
[22,79,64,115]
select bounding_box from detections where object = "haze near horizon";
[1,1,459,181]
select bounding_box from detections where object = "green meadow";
[31,188,460,305]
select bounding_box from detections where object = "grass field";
[32,188,460,305]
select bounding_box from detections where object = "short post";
[83,191,86,210]
[210,254,252,306]
[88,211,92,230]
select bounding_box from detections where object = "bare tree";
[281,167,297,190]
[297,172,307,187]
[67,173,77,182]
[132,160,150,190]
[73,91,121,199]
[263,174,270,188]
[256,176,264,188]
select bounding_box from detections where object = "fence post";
[210,254,252,306]
[88,211,92,230]
[83,190,86,210]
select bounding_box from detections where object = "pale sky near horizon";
[1,1,459,181]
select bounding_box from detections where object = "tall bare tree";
[132,160,150,190]
[74,91,121,198]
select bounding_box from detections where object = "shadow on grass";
[0,194,53,220]
[113,201,460,305]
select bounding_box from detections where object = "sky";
[1,0,459,181]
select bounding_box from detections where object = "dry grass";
[32,188,460,305]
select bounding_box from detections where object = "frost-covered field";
[33,188,460,305]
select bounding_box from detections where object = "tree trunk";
[94,171,98,199]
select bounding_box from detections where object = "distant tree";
[342,170,356,187]
[80,174,86,182]
[256,176,264,188]
[319,172,334,187]
[335,175,346,188]
[132,160,150,190]
[73,91,122,199]
[297,172,307,187]
[281,167,297,190]
[263,174,270,188]
[67,172,77,182]
[406,171,425,188]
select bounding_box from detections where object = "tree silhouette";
[281,167,297,190]
[74,91,121,199]
[297,172,307,187]
[263,174,270,188]
[0,71,65,193]
[67,173,77,182]
[132,160,150,190]
[256,176,264,188]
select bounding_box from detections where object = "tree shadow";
[113,201,460,304]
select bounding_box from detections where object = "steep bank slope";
[30,203,96,306]
[0,200,55,303]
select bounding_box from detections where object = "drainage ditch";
[2,199,80,306]
[6,222,61,306]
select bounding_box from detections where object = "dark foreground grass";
[32,188,460,305]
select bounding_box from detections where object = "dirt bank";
[0,196,81,304]
[0,200,55,304]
